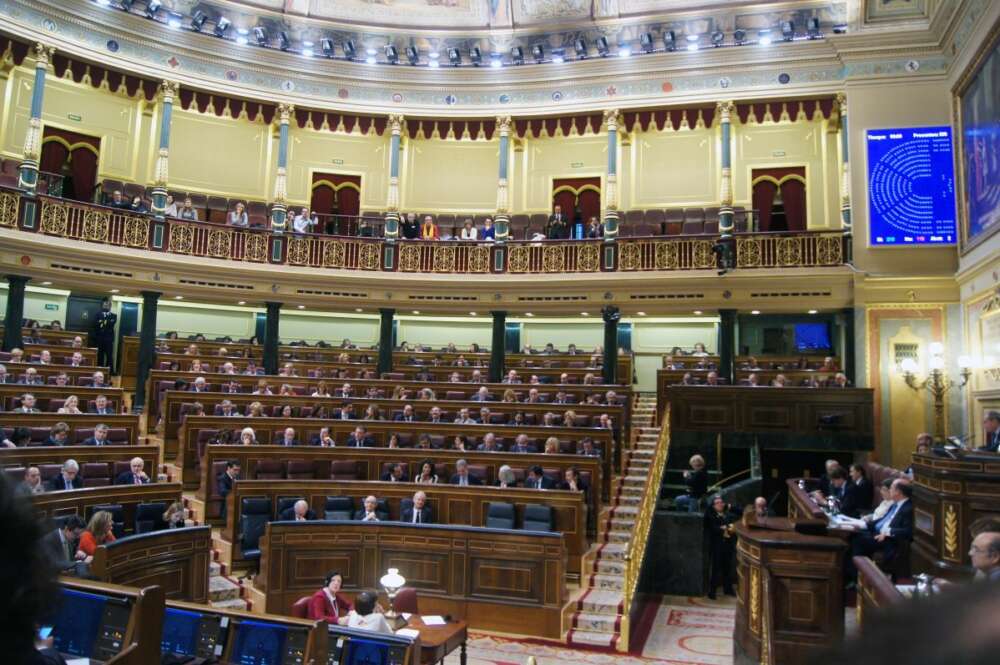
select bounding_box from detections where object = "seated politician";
[848,478,913,581]
[401,490,433,524]
[280,499,316,521]
[346,591,393,634]
[308,571,354,626]
[525,465,555,490]
[355,495,382,521]
[450,459,483,486]
[346,425,375,447]
[380,463,408,483]
[45,459,82,492]
[114,457,150,485]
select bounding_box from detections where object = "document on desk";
[830,515,866,530]
[66,659,90,665]
[395,628,421,639]
[422,615,447,626]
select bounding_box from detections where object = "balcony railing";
[0,189,849,274]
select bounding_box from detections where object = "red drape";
[310,185,336,216]
[39,140,69,175]
[751,167,806,232]
[577,189,602,226]
[552,190,577,219]
[552,177,601,228]
[780,179,807,231]
[336,186,360,218]
[68,148,99,202]
[752,180,778,232]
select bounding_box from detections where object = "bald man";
[280,499,316,521]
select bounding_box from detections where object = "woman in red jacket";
[77,510,116,562]
[307,571,354,625]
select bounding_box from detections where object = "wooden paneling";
[854,555,904,633]
[0,444,160,480]
[32,483,183,534]
[92,526,211,603]
[0,413,141,445]
[258,521,566,638]
[0,384,125,411]
[0,362,111,383]
[218,479,588,573]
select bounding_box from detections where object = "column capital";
[388,114,405,134]
[140,290,162,301]
[265,301,284,310]
[379,307,396,316]
[159,80,179,104]
[716,100,735,122]
[277,103,294,125]
[603,109,620,131]
[33,43,55,68]
[836,92,847,116]
[496,116,513,135]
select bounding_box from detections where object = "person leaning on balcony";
[163,194,178,217]
[585,216,603,238]
[107,189,131,210]
[228,201,249,227]
[421,214,440,240]
[178,196,198,221]
[459,218,478,240]
[401,212,420,239]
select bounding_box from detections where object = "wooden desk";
[0,361,111,384]
[733,519,847,665]
[19,342,99,364]
[32,483,183,535]
[0,444,161,486]
[408,615,467,665]
[0,383,125,412]
[910,450,1000,579]
[2,325,84,345]
[0,413,141,445]
[854,555,905,634]
[93,526,211,602]
[258,520,567,638]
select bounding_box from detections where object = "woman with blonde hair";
[391,385,408,400]
[77,510,116,560]
[562,410,577,427]
[312,381,331,397]
[163,501,186,528]
[363,404,382,421]
[253,379,273,395]
[502,389,517,403]
[247,401,264,417]
[544,437,560,454]
[57,395,82,414]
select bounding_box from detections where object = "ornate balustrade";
[0,189,849,274]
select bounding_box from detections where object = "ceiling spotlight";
[596,36,609,56]
[40,281,52,286]
[581,312,590,316]
[693,310,703,315]
[832,24,848,34]
[531,44,544,63]
[711,30,724,46]
[758,29,772,46]
[166,12,181,28]
[489,53,503,68]
[355,308,363,313]
[574,38,588,58]
[190,10,207,31]
[781,21,795,41]
[365,48,377,65]
[663,30,676,52]
[321,38,334,56]
[807,18,821,39]
[686,38,699,52]
[448,47,461,65]
[174,295,184,300]
[469,311,477,316]
[525,312,534,317]
[428,58,440,68]
[253,27,268,46]
[213,17,230,37]
[238,300,246,305]
[618,45,632,57]
[278,32,291,51]
[470,46,482,66]
[412,310,420,315]
[109,288,120,294]
[637,311,647,316]
[405,45,419,65]
[751,309,760,315]
[733,29,747,44]
[96,0,112,6]
[385,44,398,64]
[343,40,356,59]
[551,50,565,64]
[145,0,162,18]
[640,33,654,53]
[301,47,313,57]
[511,46,524,65]
[808,309,818,314]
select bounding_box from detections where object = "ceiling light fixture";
[781,21,795,41]
[278,32,291,51]
[448,47,461,66]
[343,40,356,59]
[406,45,419,65]
[711,30,725,47]
[237,300,246,305]
[637,311,647,316]
[511,46,524,65]
[758,29,773,46]
[489,53,503,68]
[596,36,609,56]
[574,38,588,59]
[751,309,760,315]
[174,295,184,300]
[693,310,703,315]
[190,10,207,31]
[321,39,334,56]
[618,45,632,58]
[531,44,544,63]
[733,29,747,44]
[470,46,482,66]
[297,305,305,309]
[551,50,565,63]
[808,309,818,314]
[385,44,399,64]
[40,281,52,286]
[525,312,534,317]
[109,288,120,293]
[412,310,420,315]
[253,27,268,46]
[807,18,821,39]
[145,0,162,18]
[355,308,364,313]
[213,17,231,37]
[663,31,676,52]
[640,33,654,53]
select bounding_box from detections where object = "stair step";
[573,612,621,633]
[210,597,249,611]
[568,629,618,647]
[209,561,221,577]
[595,559,625,575]
[604,530,631,544]
[596,543,627,560]
[577,589,623,614]
[209,575,241,603]
[587,573,624,591]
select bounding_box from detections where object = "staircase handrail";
[618,402,671,652]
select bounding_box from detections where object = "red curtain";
[752,180,778,232]
[310,185,336,215]
[68,148,99,202]
[552,190,576,219]
[578,189,602,226]
[552,177,601,225]
[39,141,69,175]
[336,186,360,217]
[780,179,807,231]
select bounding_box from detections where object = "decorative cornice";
[159,79,179,104]
[277,103,293,125]
[32,41,54,67]
[716,100,734,123]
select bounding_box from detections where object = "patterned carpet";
[441,596,736,665]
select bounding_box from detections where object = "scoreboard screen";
[866,126,956,246]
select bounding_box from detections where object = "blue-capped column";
[602,109,620,240]
[716,100,735,270]
[837,93,853,260]
[383,114,404,240]
[270,103,293,232]
[150,81,178,220]
[18,43,55,195]
[494,115,512,241]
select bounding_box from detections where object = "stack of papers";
[421,615,447,626]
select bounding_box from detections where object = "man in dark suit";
[14,393,38,413]
[279,499,316,521]
[346,425,375,448]
[216,460,241,519]
[402,491,433,524]
[394,404,417,422]
[40,515,87,574]
[45,459,82,492]
[94,298,117,373]
[818,459,843,496]
[278,427,300,447]
[510,434,536,454]
[43,423,70,447]
[546,204,568,239]
[81,423,111,446]
[849,479,914,580]
[380,463,408,483]
[826,467,862,518]
[559,467,588,497]
[981,411,1000,452]
[310,427,336,447]
[89,394,113,415]
[449,459,483,486]
[525,465,555,490]
[470,387,491,402]
[355,495,381,521]
[400,212,420,240]
[849,463,874,513]
[114,457,150,485]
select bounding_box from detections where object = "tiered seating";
[0,384,125,412]
[0,413,140,445]
[0,445,160,488]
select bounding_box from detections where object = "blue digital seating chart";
[866,126,956,245]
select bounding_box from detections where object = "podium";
[910,450,1000,579]
[733,518,846,665]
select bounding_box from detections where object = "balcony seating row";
[1,425,130,445]
[2,458,142,487]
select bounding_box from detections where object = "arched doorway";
[40,127,101,202]
[310,172,361,235]
[751,167,806,232]
[552,177,602,238]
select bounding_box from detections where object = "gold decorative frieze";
[398,243,421,272]
[432,245,456,273]
[816,235,843,265]
[776,236,802,266]
[507,245,529,273]
[749,565,761,635]
[40,200,68,236]
[123,216,149,247]
[168,224,193,254]
[692,240,715,269]
[286,237,309,265]
[322,240,345,268]
[619,242,640,271]
[542,245,565,273]
[243,233,268,263]
[82,208,109,242]
[358,242,380,270]
[0,190,18,227]
[654,242,677,270]
[577,242,600,272]
[207,229,232,258]
[736,237,761,268]
[467,245,490,273]
[943,503,960,562]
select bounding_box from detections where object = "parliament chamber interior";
[0,1,999,664]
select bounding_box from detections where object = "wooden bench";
[31,483,183,536]
[0,445,161,488]
[10,342,99,365]
[0,362,112,386]
[0,383,125,413]
[93,526,212,603]
[0,413,141,446]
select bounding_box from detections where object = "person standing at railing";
[178,196,198,221]
[292,207,318,235]
[585,216,603,238]
[420,214,440,240]
[401,212,420,239]
[481,217,495,241]
[93,298,117,374]
[704,495,740,599]
[227,201,248,227]
[546,205,568,239]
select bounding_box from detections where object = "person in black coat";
[824,467,863,518]
[400,212,420,240]
[675,454,709,512]
[114,457,150,485]
[346,426,375,447]
[849,464,874,514]
[44,462,82,492]
[380,463,408,483]
[279,500,316,521]
[216,460,241,519]
[525,465,555,490]
[449,459,483,486]
[849,479,914,582]
[704,495,740,599]
[401,491,433,524]
[93,298,117,373]
[545,205,568,239]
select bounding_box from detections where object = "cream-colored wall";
[847,78,958,276]
[515,134,606,213]
[0,287,70,326]
[0,67,147,182]
[288,126,390,209]
[402,139,496,213]
[168,109,271,199]
[625,125,717,210]
[397,318,492,347]
[154,303,256,339]
[281,313,379,346]
[733,115,840,229]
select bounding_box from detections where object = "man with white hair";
[402,491,433,524]
[190,376,208,393]
[115,457,150,485]
[37,350,52,365]
[221,362,236,374]
[0,363,10,384]
[355,495,381,521]
[91,370,107,388]
[280,499,316,521]
[46,459,82,491]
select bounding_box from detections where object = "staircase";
[566,393,658,649]
[208,560,247,610]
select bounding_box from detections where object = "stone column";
[383,114,404,240]
[263,302,282,375]
[494,115,512,241]
[2,275,30,351]
[718,309,736,385]
[842,307,856,386]
[150,81,179,220]
[489,310,506,383]
[18,43,55,195]
[837,93,853,261]
[601,306,620,385]
[133,291,161,412]
[270,104,293,232]
[602,109,620,240]
[378,308,395,376]
[717,100,736,270]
